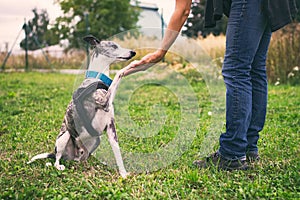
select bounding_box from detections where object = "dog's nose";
[130,51,136,57]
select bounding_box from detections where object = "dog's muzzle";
[117,51,136,60]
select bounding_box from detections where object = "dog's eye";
[111,44,118,49]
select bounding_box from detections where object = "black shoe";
[246,152,260,162]
[193,152,248,171]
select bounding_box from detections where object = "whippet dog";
[27,35,136,178]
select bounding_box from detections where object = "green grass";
[0,72,299,199]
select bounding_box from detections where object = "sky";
[0,0,175,52]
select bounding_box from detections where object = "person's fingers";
[123,62,155,76]
[123,50,164,76]
[123,64,146,76]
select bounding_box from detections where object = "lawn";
[0,72,299,199]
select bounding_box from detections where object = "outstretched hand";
[123,49,167,76]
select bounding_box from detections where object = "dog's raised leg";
[101,65,132,110]
[54,131,71,170]
[108,71,125,105]
[107,118,129,178]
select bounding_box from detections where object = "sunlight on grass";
[0,72,299,199]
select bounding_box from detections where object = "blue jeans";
[219,0,272,160]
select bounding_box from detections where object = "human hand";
[123,49,167,76]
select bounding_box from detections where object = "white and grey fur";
[27,35,136,178]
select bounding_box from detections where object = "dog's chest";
[72,79,113,132]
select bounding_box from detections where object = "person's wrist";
[157,48,167,58]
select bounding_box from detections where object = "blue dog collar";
[86,71,112,86]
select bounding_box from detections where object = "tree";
[52,0,140,50]
[20,8,59,51]
[182,0,227,38]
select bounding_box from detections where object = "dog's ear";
[83,35,100,46]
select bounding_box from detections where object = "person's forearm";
[160,0,192,52]
[168,0,192,32]
[123,0,192,76]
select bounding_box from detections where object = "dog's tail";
[27,153,55,164]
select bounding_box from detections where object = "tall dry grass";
[0,50,86,71]
[197,26,300,85]
[1,24,299,84]
[196,34,226,59]
[192,25,300,85]
[267,24,300,84]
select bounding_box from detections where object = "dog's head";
[83,35,136,63]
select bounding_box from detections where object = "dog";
[27,35,136,178]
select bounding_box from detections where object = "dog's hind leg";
[106,118,129,178]
[54,130,71,170]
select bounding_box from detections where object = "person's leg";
[219,0,270,160]
[246,26,272,156]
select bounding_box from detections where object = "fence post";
[23,19,29,72]
[84,11,90,69]
[161,8,165,62]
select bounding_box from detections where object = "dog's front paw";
[55,164,65,170]
[120,171,130,178]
